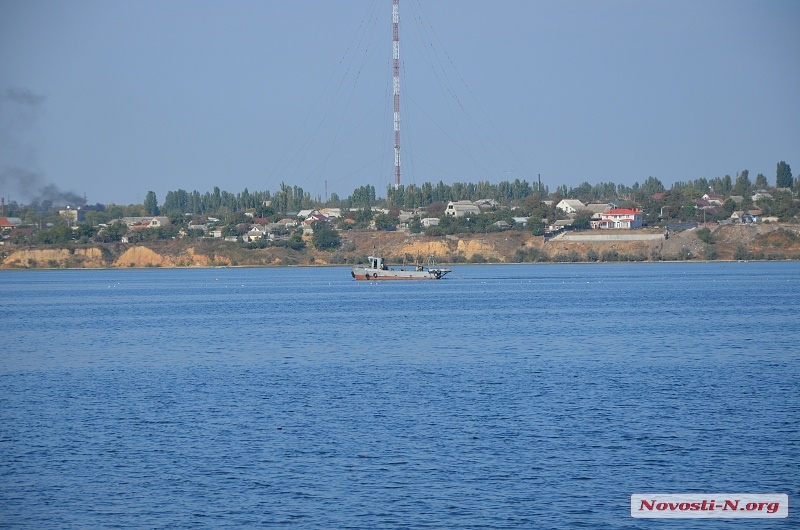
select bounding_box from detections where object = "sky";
[1,0,798,207]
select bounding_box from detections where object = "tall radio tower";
[392,0,401,189]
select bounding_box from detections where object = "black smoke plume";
[0,87,86,208]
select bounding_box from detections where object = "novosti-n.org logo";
[631,494,788,518]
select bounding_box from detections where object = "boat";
[352,254,451,281]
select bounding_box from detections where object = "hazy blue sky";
[1,0,798,206]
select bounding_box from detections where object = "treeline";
[1,162,795,224]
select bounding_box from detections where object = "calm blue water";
[1,262,798,528]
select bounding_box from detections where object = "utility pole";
[392,0,401,189]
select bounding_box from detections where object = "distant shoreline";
[2,224,799,270]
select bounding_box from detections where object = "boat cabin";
[369,256,387,270]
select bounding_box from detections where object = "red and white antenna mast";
[392,0,401,189]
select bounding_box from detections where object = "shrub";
[733,245,750,260]
[696,227,714,244]
[553,250,580,262]
[601,250,620,262]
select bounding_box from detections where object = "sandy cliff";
[2,224,798,269]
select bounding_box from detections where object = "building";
[585,203,615,214]
[590,209,643,229]
[444,201,481,217]
[0,217,20,229]
[59,208,85,225]
[121,216,170,228]
[555,200,586,214]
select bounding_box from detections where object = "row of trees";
[2,162,796,247]
[2,162,794,223]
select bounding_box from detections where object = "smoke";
[3,87,46,107]
[0,166,86,207]
[0,87,86,207]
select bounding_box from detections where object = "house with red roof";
[0,217,20,229]
[590,209,643,230]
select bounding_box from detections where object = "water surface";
[2,262,798,527]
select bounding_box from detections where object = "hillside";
[2,224,799,269]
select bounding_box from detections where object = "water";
[2,262,798,528]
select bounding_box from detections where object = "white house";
[319,208,342,218]
[445,201,481,217]
[590,209,643,229]
[297,209,316,219]
[121,216,170,227]
[556,200,586,214]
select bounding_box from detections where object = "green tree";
[696,227,714,244]
[36,223,73,244]
[144,191,159,215]
[101,220,128,242]
[374,213,399,231]
[75,222,98,239]
[571,210,593,230]
[288,230,306,251]
[354,207,374,227]
[311,221,341,250]
[732,170,752,196]
[755,173,768,189]
[527,218,546,236]
[776,161,793,188]
[641,176,666,196]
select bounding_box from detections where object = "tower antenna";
[392,0,401,189]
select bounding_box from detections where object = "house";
[555,199,585,214]
[493,220,511,229]
[585,203,614,214]
[397,211,414,224]
[702,193,725,205]
[0,217,20,229]
[421,218,440,227]
[187,223,208,233]
[319,208,342,218]
[474,198,499,209]
[4,227,33,242]
[751,192,773,202]
[590,209,643,229]
[122,216,170,228]
[651,193,665,200]
[512,217,528,226]
[550,219,574,231]
[445,201,481,217]
[277,218,299,228]
[59,208,85,224]
[729,196,744,205]
[303,213,329,227]
[730,210,761,223]
[246,225,267,240]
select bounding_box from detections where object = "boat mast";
[392,0,401,190]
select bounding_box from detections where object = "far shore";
[2,223,799,270]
